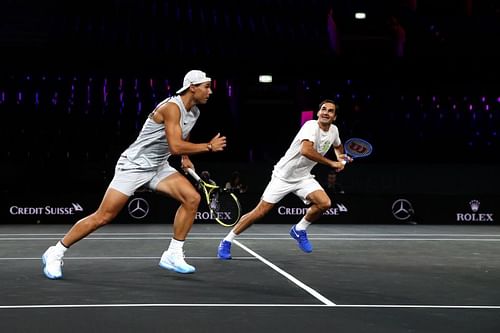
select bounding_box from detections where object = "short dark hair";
[318,99,339,112]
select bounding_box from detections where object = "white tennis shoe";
[159,250,196,274]
[42,246,64,279]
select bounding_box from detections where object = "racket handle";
[186,168,201,182]
[343,155,353,164]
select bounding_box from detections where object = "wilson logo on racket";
[347,142,368,154]
[344,137,373,159]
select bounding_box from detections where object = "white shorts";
[261,176,323,205]
[108,159,178,196]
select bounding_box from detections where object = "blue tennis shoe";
[289,225,313,253]
[217,240,232,260]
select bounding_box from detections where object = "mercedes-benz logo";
[128,197,150,219]
[391,199,414,221]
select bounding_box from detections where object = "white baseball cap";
[176,70,211,94]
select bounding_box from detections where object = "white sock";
[295,218,311,231]
[168,238,184,252]
[224,231,237,243]
[55,241,68,254]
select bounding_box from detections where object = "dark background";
[1,0,500,224]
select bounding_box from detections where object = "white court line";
[2,236,500,241]
[233,239,336,306]
[1,303,500,310]
[0,256,256,260]
[0,232,228,236]
[2,232,500,237]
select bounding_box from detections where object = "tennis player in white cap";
[42,70,227,278]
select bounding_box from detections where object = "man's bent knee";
[184,193,201,210]
[91,211,116,228]
[316,199,331,212]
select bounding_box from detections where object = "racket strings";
[212,192,241,226]
[208,191,220,211]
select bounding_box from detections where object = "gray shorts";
[261,176,322,205]
[108,159,178,196]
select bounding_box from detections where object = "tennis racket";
[186,168,241,227]
[343,137,373,163]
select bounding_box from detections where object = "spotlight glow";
[354,12,366,19]
[259,75,273,83]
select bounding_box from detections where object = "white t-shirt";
[272,120,341,182]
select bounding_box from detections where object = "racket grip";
[341,155,352,164]
[186,168,201,181]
